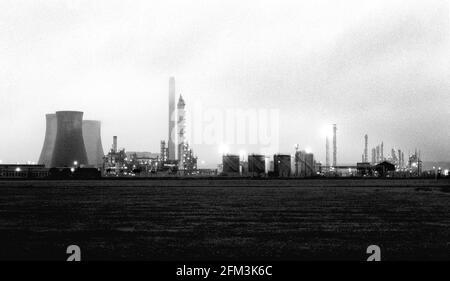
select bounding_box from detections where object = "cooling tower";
[82,120,105,168]
[50,111,88,168]
[38,114,57,167]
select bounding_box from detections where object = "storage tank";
[248,154,265,176]
[274,154,291,178]
[38,113,57,167]
[305,153,315,177]
[50,111,88,168]
[82,120,105,168]
[222,154,240,176]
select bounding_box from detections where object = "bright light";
[74,161,78,166]
[305,147,313,154]
[218,144,229,155]
[320,124,333,138]
[70,168,75,172]
[15,167,21,172]
[444,169,449,176]
[239,150,247,158]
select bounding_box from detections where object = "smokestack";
[325,137,330,168]
[50,111,88,168]
[113,136,117,153]
[381,142,384,161]
[364,134,368,163]
[168,77,176,160]
[376,145,380,163]
[332,124,337,167]
[371,148,376,164]
[82,120,105,168]
[38,113,57,168]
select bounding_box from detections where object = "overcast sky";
[0,0,449,167]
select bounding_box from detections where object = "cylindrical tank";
[50,111,88,168]
[38,114,57,167]
[305,153,315,177]
[82,120,105,168]
[274,154,291,178]
[248,154,265,176]
[222,154,240,175]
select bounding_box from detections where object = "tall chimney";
[364,134,368,163]
[168,77,176,160]
[376,145,380,163]
[113,136,117,153]
[332,124,337,167]
[371,148,376,164]
[325,136,330,168]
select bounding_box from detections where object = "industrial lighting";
[74,161,78,166]
[239,150,247,160]
[70,168,75,173]
[15,167,21,172]
[320,124,333,138]
[219,144,229,155]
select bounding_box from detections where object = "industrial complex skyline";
[0,0,449,167]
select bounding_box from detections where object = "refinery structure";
[0,76,445,180]
[103,77,198,177]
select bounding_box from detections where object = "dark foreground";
[0,179,449,261]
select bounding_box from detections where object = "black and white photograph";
[0,0,449,272]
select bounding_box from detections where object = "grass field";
[0,178,449,261]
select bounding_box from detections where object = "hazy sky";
[0,0,449,167]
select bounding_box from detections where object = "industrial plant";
[0,77,445,180]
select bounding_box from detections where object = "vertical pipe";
[332,124,337,167]
[364,134,368,163]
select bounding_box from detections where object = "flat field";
[0,178,449,260]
